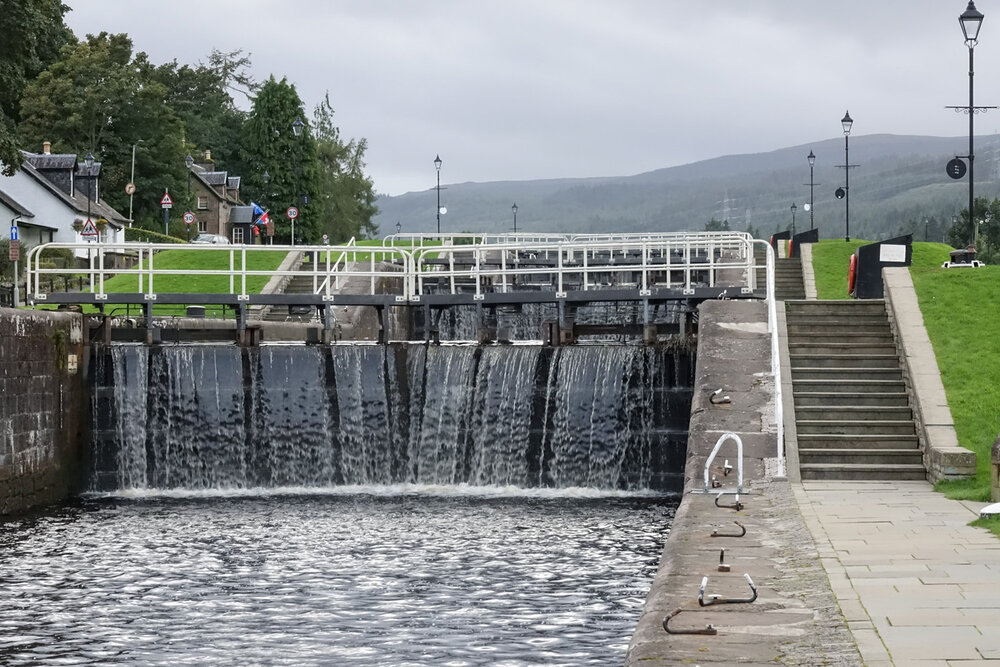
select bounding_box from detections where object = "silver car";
[190,233,231,245]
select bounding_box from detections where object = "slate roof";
[19,158,127,226]
[24,153,78,171]
[229,205,254,224]
[201,171,229,186]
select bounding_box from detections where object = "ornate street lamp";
[807,150,816,230]
[292,118,305,246]
[959,1,986,245]
[83,151,95,224]
[838,111,854,242]
[434,154,443,235]
[790,203,797,239]
[512,202,518,234]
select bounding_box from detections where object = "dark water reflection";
[0,490,675,666]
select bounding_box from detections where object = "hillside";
[373,134,1000,241]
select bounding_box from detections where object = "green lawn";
[809,240,998,501]
[99,248,289,294]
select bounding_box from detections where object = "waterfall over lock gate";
[89,343,694,492]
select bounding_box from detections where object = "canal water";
[0,342,690,664]
[0,487,675,666]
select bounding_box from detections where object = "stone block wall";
[0,308,87,516]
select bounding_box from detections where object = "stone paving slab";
[795,479,1000,665]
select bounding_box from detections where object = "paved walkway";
[795,480,1000,665]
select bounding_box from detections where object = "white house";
[0,142,127,257]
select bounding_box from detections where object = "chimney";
[204,149,212,162]
[43,141,51,155]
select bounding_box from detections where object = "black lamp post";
[184,154,194,242]
[960,1,985,246]
[790,203,797,238]
[395,221,401,236]
[262,171,271,245]
[512,202,518,234]
[434,154,443,235]
[83,151,94,224]
[807,150,816,230]
[292,118,305,246]
[840,111,854,242]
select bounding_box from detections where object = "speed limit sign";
[124,182,136,195]
[286,206,299,219]
[183,211,195,224]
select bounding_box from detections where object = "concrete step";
[785,314,890,327]
[785,299,886,313]
[787,323,890,335]
[791,378,905,393]
[793,392,911,407]
[799,448,925,465]
[788,342,898,356]
[799,463,927,481]
[795,406,913,421]
[791,367,903,382]
[789,354,901,369]
[790,333,895,346]
[796,419,916,435]
[796,433,920,449]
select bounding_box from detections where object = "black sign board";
[835,187,846,200]
[947,158,968,180]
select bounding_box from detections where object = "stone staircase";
[262,266,319,322]
[785,299,926,480]
[774,257,805,300]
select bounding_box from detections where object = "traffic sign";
[9,225,17,241]
[8,240,18,262]
[161,191,173,208]
[183,212,195,225]
[286,206,299,219]
[947,158,967,180]
[125,182,136,195]
[80,218,99,238]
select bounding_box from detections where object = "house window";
[197,196,209,210]
[232,227,244,244]
[198,220,207,233]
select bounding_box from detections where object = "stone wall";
[0,308,87,516]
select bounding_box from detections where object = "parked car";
[190,233,230,245]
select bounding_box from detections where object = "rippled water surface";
[0,489,675,666]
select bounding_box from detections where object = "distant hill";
[373,134,1000,242]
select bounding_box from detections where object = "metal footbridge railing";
[24,231,767,310]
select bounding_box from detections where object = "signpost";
[80,218,99,239]
[287,206,299,246]
[183,211,194,242]
[8,223,18,307]
[161,190,173,236]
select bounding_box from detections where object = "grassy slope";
[811,240,998,501]
[99,248,289,293]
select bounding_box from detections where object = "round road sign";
[835,187,846,200]
[286,206,299,219]
[946,158,967,180]
[124,182,136,195]
[183,211,195,224]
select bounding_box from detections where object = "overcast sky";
[63,1,999,196]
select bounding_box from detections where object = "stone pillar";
[992,435,1000,502]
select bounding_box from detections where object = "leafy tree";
[241,76,319,243]
[704,218,730,232]
[0,0,74,174]
[947,197,1000,263]
[310,94,378,241]
[18,32,187,225]
[147,49,253,176]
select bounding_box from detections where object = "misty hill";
[373,134,1000,241]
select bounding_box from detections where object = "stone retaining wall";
[0,308,87,516]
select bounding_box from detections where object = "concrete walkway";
[795,480,1000,665]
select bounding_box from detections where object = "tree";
[704,218,730,232]
[310,94,378,241]
[147,49,254,175]
[18,32,187,225]
[241,76,320,243]
[947,196,1000,263]
[0,0,74,174]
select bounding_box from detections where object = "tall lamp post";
[790,203,797,238]
[292,118,305,246]
[434,154,443,235]
[836,111,855,242]
[262,171,271,245]
[83,151,94,224]
[806,150,816,230]
[958,1,987,246]
[512,202,518,234]
[128,140,143,226]
[184,154,194,242]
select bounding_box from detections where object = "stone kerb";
[882,267,975,482]
[993,435,1000,502]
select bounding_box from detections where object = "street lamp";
[292,118,305,246]
[512,202,518,234]
[262,171,271,244]
[128,140,143,226]
[434,154,443,235]
[184,154,194,242]
[83,151,94,224]
[790,203,797,238]
[807,150,816,230]
[837,111,854,243]
[959,1,986,245]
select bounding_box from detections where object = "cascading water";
[90,343,693,492]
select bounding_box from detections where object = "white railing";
[26,232,761,303]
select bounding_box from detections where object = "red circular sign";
[286,206,299,219]
[183,212,195,224]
